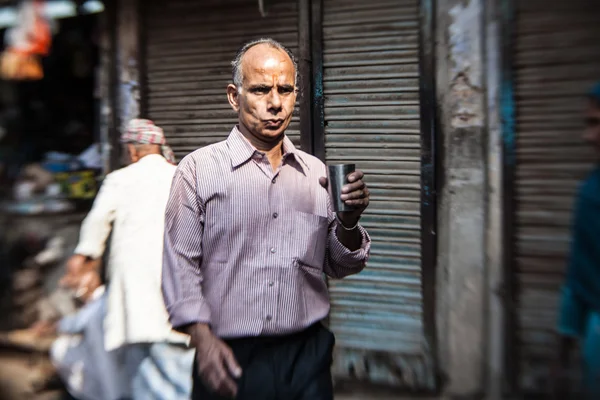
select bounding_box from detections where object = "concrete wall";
[99,0,141,173]
[483,0,504,398]
[435,0,504,398]
[116,0,141,136]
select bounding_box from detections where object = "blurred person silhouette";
[50,268,126,400]
[65,119,193,400]
[554,82,600,399]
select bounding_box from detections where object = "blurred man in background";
[554,82,600,399]
[66,119,193,400]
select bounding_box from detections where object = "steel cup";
[327,164,356,212]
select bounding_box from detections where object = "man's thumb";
[319,177,328,189]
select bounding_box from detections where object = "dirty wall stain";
[448,0,484,129]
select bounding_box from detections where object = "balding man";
[162,38,372,400]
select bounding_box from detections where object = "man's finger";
[212,367,237,398]
[342,189,366,200]
[219,375,238,398]
[344,198,369,208]
[341,180,365,194]
[319,176,328,189]
[347,170,364,183]
[204,370,220,393]
[222,347,242,378]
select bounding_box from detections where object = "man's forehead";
[247,67,295,83]
[244,44,290,63]
[241,45,294,79]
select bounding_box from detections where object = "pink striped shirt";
[162,126,370,338]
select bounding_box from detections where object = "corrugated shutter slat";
[145,0,300,161]
[322,0,433,389]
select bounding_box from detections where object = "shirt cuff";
[73,242,103,259]
[167,297,212,330]
[329,223,371,268]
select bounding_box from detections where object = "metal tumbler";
[327,164,356,212]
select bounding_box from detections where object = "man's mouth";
[264,119,284,128]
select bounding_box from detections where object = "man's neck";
[238,123,284,171]
[137,152,161,160]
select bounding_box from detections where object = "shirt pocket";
[285,173,329,218]
[295,258,329,316]
[291,210,329,267]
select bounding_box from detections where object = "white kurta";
[74,154,188,351]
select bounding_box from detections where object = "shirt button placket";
[266,173,280,328]
[266,287,274,321]
[265,278,276,326]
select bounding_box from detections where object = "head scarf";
[121,119,176,164]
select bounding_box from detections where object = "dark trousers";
[192,323,335,400]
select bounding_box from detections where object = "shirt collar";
[227,126,308,173]
[137,153,165,163]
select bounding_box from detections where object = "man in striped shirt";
[162,38,371,400]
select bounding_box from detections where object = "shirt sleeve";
[57,297,103,334]
[323,193,371,279]
[73,173,118,259]
[162,158,211,330]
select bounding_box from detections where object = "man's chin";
[259,128,286,140]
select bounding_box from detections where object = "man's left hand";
[319,169,370,226]
[30,320,58,337]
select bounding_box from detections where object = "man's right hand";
[30,320,58,337]
[187,323,242,398]
[60,255,88,287]
[61,255,100,288]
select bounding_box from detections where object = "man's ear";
[127,144,139,163]
[227,84,240,112]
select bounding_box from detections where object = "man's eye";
[279,88,293,94]
[253,88,270,94]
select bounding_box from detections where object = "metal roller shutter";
[322,0,433,389]
[513,0,600,392]
[144,0,300,161]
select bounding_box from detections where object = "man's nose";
[268,90,282,111]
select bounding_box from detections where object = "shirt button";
[266,315,272,321]
[272,212,278,219]
[272,177,277,184]
[268,280,274,287]
[270,247,276,254]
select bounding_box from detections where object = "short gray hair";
[231,38,298,88]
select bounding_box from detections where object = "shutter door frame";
[504,0,600,394]
[500,0,518,393]
[316,0,437,390]
[418,0,438,390]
